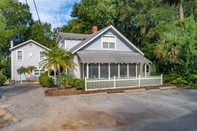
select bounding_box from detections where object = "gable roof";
[56,32,90,42]
[69,25,144,55]
[9,39,50,51]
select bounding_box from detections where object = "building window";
[34,70,45,76]
[102,36,115,49]
[40,51,44,61]
[17,50,23,60]
[34,70,39,75]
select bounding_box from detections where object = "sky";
[18,0,79,29]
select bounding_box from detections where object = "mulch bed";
[45,83,179,96]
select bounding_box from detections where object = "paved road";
[0,83,197,131]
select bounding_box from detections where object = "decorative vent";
[28,43,33,46]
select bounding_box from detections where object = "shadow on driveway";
[0,83,41,98]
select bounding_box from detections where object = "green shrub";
[150,71,160,76]
[57,73,73,88]
[39,72,53,88]
[170,77,188,85]
[0,74,7,86]
[73,78,85,90]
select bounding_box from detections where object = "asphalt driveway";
[0,83,197,131]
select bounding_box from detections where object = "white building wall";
[12,41,48,81]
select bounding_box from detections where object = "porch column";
[82,63,84,78]
[135,63,138,79]
[140,64,143,76]
[98,63,100,79]
[118,63,120,78]
[54,69,56,85]
[108,63,110,79]
[144,64,147,77]
[127,64,129,78]
[86,63,89,79]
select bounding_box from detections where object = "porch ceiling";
[77,50,151,64]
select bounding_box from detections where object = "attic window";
[102,36,116,50]
[28,43,33,46]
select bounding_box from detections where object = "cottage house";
[10,40,50,81]
[56,25,151,79]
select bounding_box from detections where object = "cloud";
[18,0,79,29]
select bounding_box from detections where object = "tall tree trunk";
[179,1,184,22]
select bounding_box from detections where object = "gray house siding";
[12,41,48,81]
[66,40,82,51]
[58,39,82,51]
[80,30,136,52]
[69,54,81,78]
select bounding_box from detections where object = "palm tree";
[39,48,77,84]
[26,66,37,80]
[17,66,28,82]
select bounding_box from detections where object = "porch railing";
[85,74,163,91]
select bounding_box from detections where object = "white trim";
[9,39,50,51]
[16,50,23,61]
[108,63,110,79]
[101,35,116,50]
[11,50,14,80]
[71,25,144,55]
[118,63,120,78]
[98,63,100,79]
[86,64,89,79]
[145,64,147,77]
[127,64,129,78]
[64,39,67,49]
[136,64,138,79]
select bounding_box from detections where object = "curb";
[159,86,177,90]
[124,88,146,93]
[81,86,178,97]
[146,89,160,92]
[81,92,107,97]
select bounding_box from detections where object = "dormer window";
[102,36,115,49]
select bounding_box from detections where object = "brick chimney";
[92,26,98,33]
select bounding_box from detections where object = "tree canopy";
[59,0,197,85]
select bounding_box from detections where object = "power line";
[33,0,41,23]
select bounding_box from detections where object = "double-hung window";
[102,36,115,49]
[40,51,44,61]
[17,51,23,60]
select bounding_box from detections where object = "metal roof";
[77,50,151,64]
[59,32,90,40]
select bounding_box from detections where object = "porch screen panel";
[129,64,135,77]
[89,63,98,78]
[120,63,127,78]
[110,63,118,78]
[100,63,108,78]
